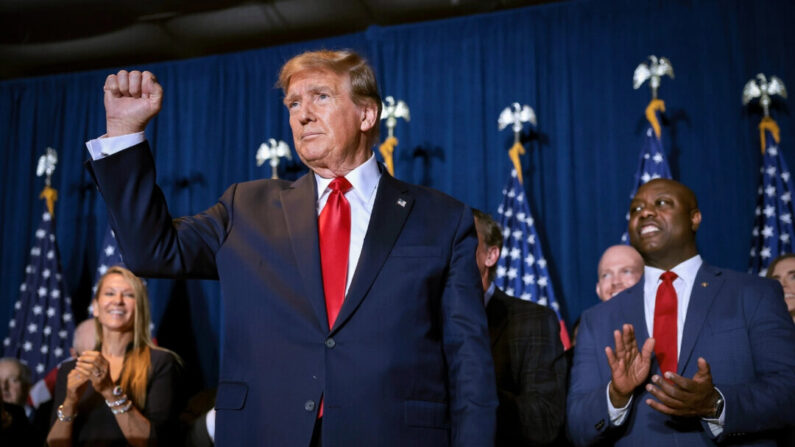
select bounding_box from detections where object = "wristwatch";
[709,390,724,419]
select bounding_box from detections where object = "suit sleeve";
[714,278,795,440]
[506,305,567,445]
[86,142,231,279]
[566,308,628,446]
[441,206,498,446]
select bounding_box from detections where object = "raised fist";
[103,70,163,137]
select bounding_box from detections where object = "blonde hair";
[277,49,382,146]
[93,266,155,409]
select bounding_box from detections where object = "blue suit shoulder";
[709,264,781,287]
[235,177,292,190]
[698,263,784,302]
[580,281,636,319]
[389,175,470,210]
[226,176,294,198]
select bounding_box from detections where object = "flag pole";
[256,138,292,179]
[3,147,74,383]
[379,96,410,177]
[621,56,675,243]
[745,73,791,275]
[495,102,571,349]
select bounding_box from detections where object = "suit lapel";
[677,263,722,375]
[617,279,651,372]
[620,279,649,341]
[280,173,328,331]
[331,172,413,333]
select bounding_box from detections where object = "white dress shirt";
[483,282,496,307]
[205,408,216,442]
[314,155,381,294]
[86,133,381,296]
[606,254,725,435]
[85,132,145,159]
[642,254,703,353]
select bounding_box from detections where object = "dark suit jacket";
[566,262,795,446]
[1,402,35,447]
[87,143,497,447]
[487,287,567,446]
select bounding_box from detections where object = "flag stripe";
[3,206,74,382]
[621,110,674,243]
[494,169,571,349]
[749,126,794,275]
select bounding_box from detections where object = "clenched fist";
[104,70,163,137]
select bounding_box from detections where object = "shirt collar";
[644,254,703,287]
[484,281,496,307]
[314,153,380,203]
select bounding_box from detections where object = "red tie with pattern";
[654,271,678,376]
[318,177,352,329]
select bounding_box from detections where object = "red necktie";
[653,271,678,376]
[317,177,351,419]
[318,177,352,329]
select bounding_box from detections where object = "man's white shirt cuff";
[206,408,216,442]
[702,387,726,437]
[606,382,631,426]
[604,382,724,435]
[85,132,145,160]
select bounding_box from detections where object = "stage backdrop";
[2,0,794,388]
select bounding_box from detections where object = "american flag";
[2,204,74,382]
[621,101,673,243]
[749,118,794,275]
[495,169,571,349]
[93,225,125,294]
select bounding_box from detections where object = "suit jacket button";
[304,400,315,411]
[325,338,336,348]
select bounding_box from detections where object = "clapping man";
[567,179,795,446]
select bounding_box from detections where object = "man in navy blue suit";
[85,50,497,446]
[567,178,795,446]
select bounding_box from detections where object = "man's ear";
[595,282,602,299]
[691,209,702,231]
[359,100,379,133]
[485,246,500,268]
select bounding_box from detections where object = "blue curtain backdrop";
[2,0,794,387]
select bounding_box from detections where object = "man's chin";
[295,153,327,172]
[295,144,328,160]
[629,243,656,257]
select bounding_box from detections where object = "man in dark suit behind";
[472,209,566,446]
[85,50,497,446]
[566,179,795,446]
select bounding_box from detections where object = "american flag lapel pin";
[397,198,406,207]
